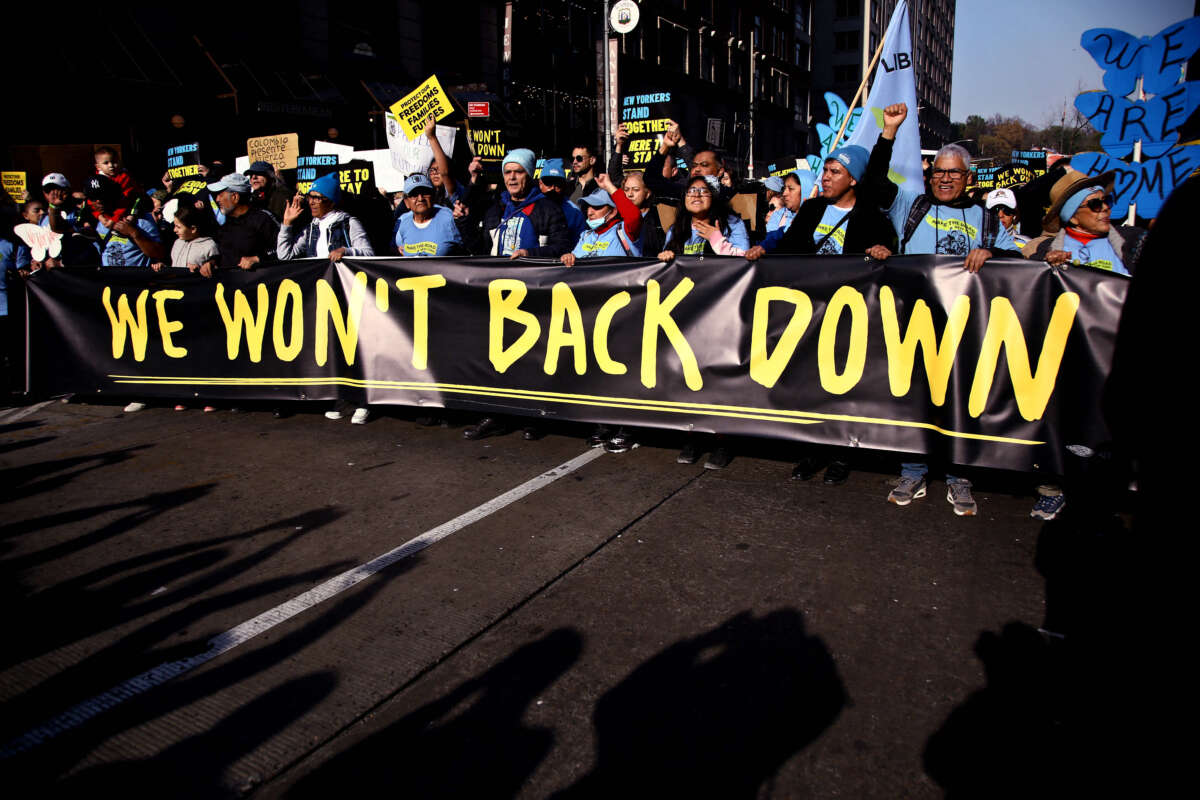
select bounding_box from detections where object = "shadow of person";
[287,628,584,799]
[554,609,845,799]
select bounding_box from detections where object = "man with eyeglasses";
[1023,169,1144,277]
[568,144,600,204]
[863,103,1023,517]
[643,121,737,203]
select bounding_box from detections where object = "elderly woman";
[278,173,375,262]
[1022,169,1144,276]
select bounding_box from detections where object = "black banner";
[25,256,1127,474]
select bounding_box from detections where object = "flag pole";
[809,30,889,197]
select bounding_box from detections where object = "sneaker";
[791,455,824,481]
[947,482,978,516]
[587,425,612,448]
[704,447,733,470]
[604,428,637,454]
[888,476,927,505]
[203,406,217,413]
[123,402,147,413]
[463,416,506,440]
[522,425,543,441]
[351,407,370,425]
[174,404,187,412]
[677,441,702,464]
[1030,492,1065,520]
[325,409,344,420]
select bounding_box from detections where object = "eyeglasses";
[1082,194,1114,212]
[931,168,968,179]
[685,188,713,197]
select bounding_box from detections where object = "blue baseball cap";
[404,173,434,194]
[579,188,615,208]
[825,145,869,181]
[540,158,567,181]
[763,176,784,192]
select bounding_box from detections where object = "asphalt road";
[1,397,1073,797]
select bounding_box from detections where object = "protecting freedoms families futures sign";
[166,143,202,181]
[26,255,1127,476]
[2,171,26,204]
[389,75,455,141]
[247,134,300,172]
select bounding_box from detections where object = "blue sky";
[950,0,1196,125]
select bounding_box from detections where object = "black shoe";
[704,447,733,470]
[604,428,636,454]
[677,441,702,464]
[522,425,543,441]
[463,416,507,440]
[587,425,612,448]
[822,460,851,485]
[791,455,824,481]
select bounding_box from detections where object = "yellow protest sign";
[2,171,28,204]
[246,133,300,171]
[389,75,455,141]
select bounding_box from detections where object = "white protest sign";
[313,140,356,163]
[385,113,457,176]
[355,148,407,193]
[234,155,250,174]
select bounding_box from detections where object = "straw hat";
[1042,169,1115,233]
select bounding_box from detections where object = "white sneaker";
[123,402,147,413]
[325,409,344,420]
[351,407,370,425]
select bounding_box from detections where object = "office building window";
[658,17,689,72]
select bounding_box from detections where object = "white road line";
[0,447,605,758]
[0,400,56,426]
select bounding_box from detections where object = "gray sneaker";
[888,476,927,505]
[947,482,978,516]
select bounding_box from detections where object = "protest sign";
[992,162,1037,189]
[815,93,862,158]
[314,140,356,163]
[619,89,674,167]
[385,113,457,176]
[356,149,406,193]
[468,127,507,179]
[166,142,202,181]
[296,155,339,194]
[765,158,803,177]
[235,156,251,174]
[1010,150,1047,177]
[246,133,299,171]
[335,160,377,196]
[28,254,1127,476]
[389,74,455,141]
[2,171,27,204]
[972,166,1000,190]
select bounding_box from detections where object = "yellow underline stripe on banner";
[106,375,1043,446]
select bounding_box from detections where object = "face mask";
[586,215,607,230]
[702,175,721,193]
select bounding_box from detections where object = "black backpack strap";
[900,195,932,254]
[812,210,852,253]
[981,207,999,250]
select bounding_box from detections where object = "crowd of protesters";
[0,104,1152,522]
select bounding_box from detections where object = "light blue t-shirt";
[814,205,852,254]
[664,214,750,255]
[394,206,463,256]
[887,188,1015,255]
[767,206,796,233]
[0,240,13,316]
[95,216,161,267]
[1062,233,1128,276]
[571,222,641,259]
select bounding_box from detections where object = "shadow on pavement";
[7,553,414,794]
[554,609,846,799]
[0,436,57,455]
[0,444,152,502]
[284,628,584,799]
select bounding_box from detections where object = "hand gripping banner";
[25,255,1127,474]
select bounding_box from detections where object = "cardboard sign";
[166,142,202,181]
[467,102,490,118]
[385,113,458,176]
[2,171,27,204]
[389,74,455,140]
[620,89,674,167]
[296,154,339,194]
[246,133,300,171]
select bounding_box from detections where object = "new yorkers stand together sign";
[26,254,1127,476]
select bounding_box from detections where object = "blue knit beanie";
[502,148,536,177]
[309,173,342,204]
[826,145,869,181]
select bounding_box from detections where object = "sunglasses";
[1082,194,1114,213]
[993,205,1015,215]
[571,155,589,162]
